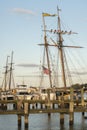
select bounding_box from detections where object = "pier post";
[24,102,29,128]
[24,115,28,128]
[69,87,74,125]
[81,87,85,116]
[60,113,64,124]
[60,93,64,124]
[47,89,51,117]
[18,114,21,127]
[17,100,22,127]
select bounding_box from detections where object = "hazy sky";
[0,0,87,87]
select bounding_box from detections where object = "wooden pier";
[0,87,87,128]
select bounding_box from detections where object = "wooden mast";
[40,8,82,89]
[57,7,66,89]
[4,56,9,91]
[42,15,52,88]
[9,51,14,90]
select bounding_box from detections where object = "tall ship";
[39,7,84,91]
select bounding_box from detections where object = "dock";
[0,87,87,128]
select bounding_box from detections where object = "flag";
[42,13,57,17]
[42,66,51,75]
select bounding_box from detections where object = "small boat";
[0,91,14,100]
[14,84,33,100]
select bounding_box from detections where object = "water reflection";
[18,126,21,130]
[69,125,74,130]
[24,128,28,130]
[60,124,73,130]
[18,126,28,130]
[0,113,87,130]
[60,124,64,130]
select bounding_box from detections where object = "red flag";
[42,66,51,75]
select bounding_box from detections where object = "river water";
[0,113,87,130]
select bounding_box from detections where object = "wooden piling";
[81,87,85,116]
[69,87,74,125]
[60,113,64,124]
[17,100,22,127]
[69,112,74,125]
[18,114,21,127]
[60,93,64,124]
[24,102,29,128]
[24,115,28,128]
[17,99,22,110]
[47,89,51,117]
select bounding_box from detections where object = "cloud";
[16,75,43,77]
[12,8,36,15]
[16,63,40,68]
[70,71,87,75]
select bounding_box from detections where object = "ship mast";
[57,7,66,89]
[42,15,52,88]
[4,56,9,91]
[40,8,82,89]
[9,51,14,90]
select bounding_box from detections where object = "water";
[0,113,87,130]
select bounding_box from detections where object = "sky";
[0,0,87,88]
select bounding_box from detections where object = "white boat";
[0,91,14,100]
[14,84,33,100]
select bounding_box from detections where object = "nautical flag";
[42,13,57,17]
[42,66,51,75]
